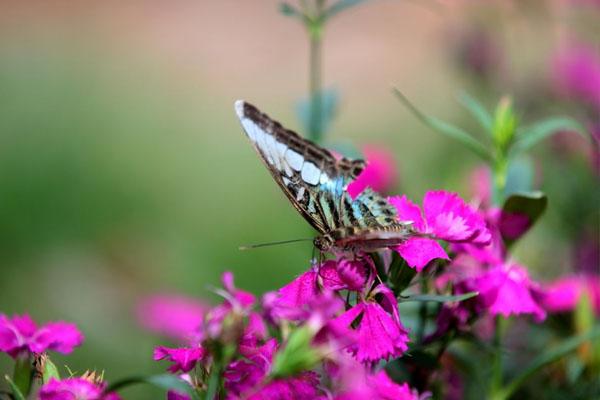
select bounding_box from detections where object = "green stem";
[307,2,324,143]
[12,354,33,397]
[490,316,505,397]
[416,278,430,343]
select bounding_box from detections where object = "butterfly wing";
[235,100,365,234]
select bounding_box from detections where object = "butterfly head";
[313,234,334,252]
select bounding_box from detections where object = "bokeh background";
[0,1,598,398]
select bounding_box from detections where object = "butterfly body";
[235,100,413,253]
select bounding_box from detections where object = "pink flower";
[225,338,323,399]
[39,378,120,400]
[347,145,398,199]
[136,294,207,344]
[167,390,190,400]
[319,257,372,292]
[330,285,409,363]
[167,391,191,400]
[477,263,546,321]
[154,346,205,373]
[206,272,256,339]
[469,166,492,208]
[331,359,423,400]
[264,267,320,322]
[541,275,600,315]
[0,314,83,358]
[552,41,600,111]
[389,191,490,270]
[225,338,277,397]
[246,372,323,400]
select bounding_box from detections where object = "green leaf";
[106,374,199,400]
[457,91,493,133]
[4,375,25,400]
[271,326,321,378]
[324,0,369,19]
[388,253,417,296]
[503,157,534,197]
[399,291,479,303]
[41,356,61,382]
[393,88,491,161]
[500,191,547,247]
[510,117,587,156]
[296,88,339,139]
[279,2,303,18]
[496,326,600,400]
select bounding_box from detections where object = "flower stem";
[12,354,33,397]
[490,316,505,397]
[307,0,324,143]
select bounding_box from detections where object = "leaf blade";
[106,374,199,400]
[399,291,479,303]
[393,88,491,161]
[457,91,493,133]
[510,117,587,156]
[498,326,600,400]
[324,0,369,19]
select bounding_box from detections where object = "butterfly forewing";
[236,101,359,232]
[236,100,406,251]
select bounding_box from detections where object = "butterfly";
[235,100,414,254]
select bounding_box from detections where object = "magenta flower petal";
[388,195,426,231]
[337,258,369,291]
[222,271,256,309]
[39,378,119,400]
[0,314,83,359]
[332,289,409,363]
[553,41,600,110]
[347,145,397,199]
[395,237,449,271]
[319,260,346,291]
[368,370,422,400]
[247,372,323,400]
[423,191,490,244]
[32,322,84,355]
[478,264,546,322]
[167,391,191,400]
[136,295,207,344]
[154,346,205,373]
[272,268,320,321]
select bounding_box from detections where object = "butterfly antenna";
[239,238,314,251]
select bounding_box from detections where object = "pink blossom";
[246,372,323,400]
[0,314,83,358]
[330,285,409,363]
[331,358,423,400]
[154,346,205,373]
[167,391,191,400]
[477,263,546,321]
[225,339,277,397]
[136,294,207,344]
[552,41,600,111]
[541,275,600,315]
[39,378,120,400]
[205,272,256,339]
[264,267,320,322]
[389,191,490,270]
[225,337,323,399]
[347,145,398,198]
[469,166,492,208]
[319,257,372,292]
